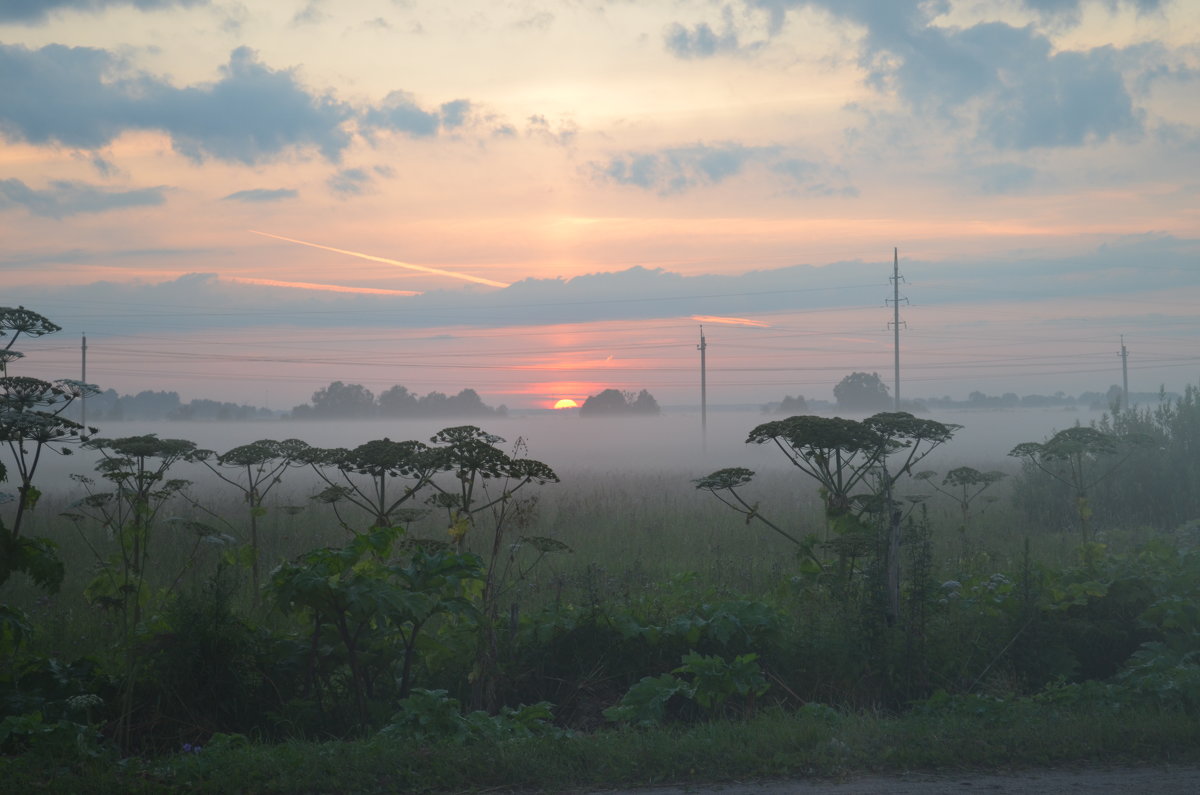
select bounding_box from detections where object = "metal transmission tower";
[887,248,907,411]
[81,333,88,428]
[1119,336,1129,410]
[698,325,708,450]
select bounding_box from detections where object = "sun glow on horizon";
[553,398,580,409]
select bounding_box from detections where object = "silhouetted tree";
[579,388,661,416]
[377,385,419,417]
[631,389,660,415]
[763,394,809,414]
[834,371,890,412]
[305,381,376,418]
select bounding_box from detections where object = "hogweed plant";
[268,525,483,728]
[0,308,91,665]
[1009,425,1146,543]
[697,412,958,624]
[192,438,311,601]
[300,438,440,532]
[423,426,563,711]
[64,435,198,633]
[914,466,1007,561]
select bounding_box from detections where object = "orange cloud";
[691,315,770,328]
[250,230,512,288]
[228,277,421,296]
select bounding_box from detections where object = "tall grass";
[7,456,1178,663]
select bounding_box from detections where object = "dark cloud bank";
[0,42,490,166]
[668,0,1174,151]
[7,235,1196,336]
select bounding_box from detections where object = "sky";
[1,0,1198,411]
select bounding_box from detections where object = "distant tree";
[307,381,376,418]
[1105,383,1124,411]
[834,372,890,412]
[419,391,450,416]
[299,383,503,420]
[579,389,627,416]
[114,390,181,420]
[761,395,806,414]
[445,388,502,417]
[378,385,419,417]
[631,389,660,415]
[579,388,661,417]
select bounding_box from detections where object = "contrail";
[250,230,511,288]
[229,276,421,296]
[691,315,771,328]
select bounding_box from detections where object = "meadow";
[4,393,1200,792]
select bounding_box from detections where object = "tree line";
[83,389,276,422]
[290,381,506,420]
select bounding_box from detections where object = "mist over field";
[36,407,1103,492]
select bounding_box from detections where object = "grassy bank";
[7,699,1199,793]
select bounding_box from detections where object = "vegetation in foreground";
[6,695,1200,793]
[4,306,1200,792]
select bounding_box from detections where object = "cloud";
[961,32,1139,149]
[361,90,443,137]
[291,1,325,25]
[595,143,853,195]
[89,153,118,177]
[664,20,741,59]
[596,143,772,194]
[327,168,372,196]
[439,99,472,130]
[361,94,512,140]
[970,163,1037,195]
[0,178,166,218]
[2,43,532,166]
[1155,122,1200,153]
[0,0,206,25]
[0,44,354,163]
[155,47,354,163]
[0,245,218,269]
[0,43,135,150]
[1020,0,1167,23]
[742,0,1144,150]
[515,11,553,30]
[222,188,298,203]
[526,114,576,146]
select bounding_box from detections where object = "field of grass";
[4,398,1200,792]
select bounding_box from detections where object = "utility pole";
[887,248,907,411]
[1119,335,1129,410]
[698,325,707,451]
[81,332,88,429]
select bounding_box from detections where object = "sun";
[553,398,579,409]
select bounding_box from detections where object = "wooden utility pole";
[81,332,88,428]
[698,325,707,451]
[1120,336,1129,410]
[887,248,907,411]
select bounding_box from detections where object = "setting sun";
[553,399,580,409]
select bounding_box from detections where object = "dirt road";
[590,765,1200,794]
